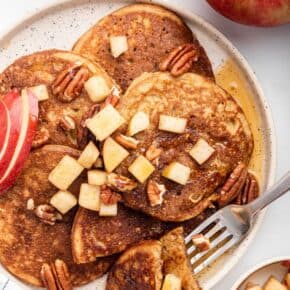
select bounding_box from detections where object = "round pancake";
[0,145,114,286]
[115,72,253,221]
[73,3,214,91]
[0,50,118,148]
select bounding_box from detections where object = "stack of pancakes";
[0,4,253,290]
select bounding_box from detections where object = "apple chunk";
[263,276,287,290]
[48,155,84,190]
[128,155,155,183]
[28,84,49,101]
[158,115,187,134]
[79,183,100,211]
[88,170,107,186]
[86,104,125,141]
[99,202,118,216]
[78,141,100,169]
[189,138,215,165]
[84,75,111,102]
[110,36,128,58]
[162,162,190,185]
[162,274,182,290]
[50,190,77,214]
[103,137,129,172]
[127,111,149,136]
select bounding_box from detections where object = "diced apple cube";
[128,111,149,136]
[48,155,84,190]
[84,75,111,102]
[86,104,125,141]
[99,202,118,216]
[110,36,128,58]
[78,183,100,211]
[78,141,100,169]
[88,170,107,186]
[50,190,77,214]
[128,155,155,183]
[162,274,182,290]
[245,282,262,290]
[158,115,187,134]
[162,162,190,185]
[103,137,129,172]
[28,84,49,101]
[263,276,287,290]
[189,138,215,165]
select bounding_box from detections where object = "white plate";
[0,0,276,289]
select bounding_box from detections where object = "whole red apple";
[207,0,290,26]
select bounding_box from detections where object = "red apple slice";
[0,100,9,152]
[0,89,38,193]
[0,90,22,177]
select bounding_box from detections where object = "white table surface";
[0,1,289,289]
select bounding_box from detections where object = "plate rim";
[0,0,277,289]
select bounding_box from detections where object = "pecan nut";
[100,185,122,205]
[160,43,199,77]
[58,115,76,131]
[147,180,166,207]
[32,127,50,149]
[145,144,162,161]
[34,204,62,226]
[218,163,248,207]
[52,63,89,102]
[107,173,137,192]
[41,259,72,290]
[115,134,139,150]
[235,173,259,205]
[99,93,120,110]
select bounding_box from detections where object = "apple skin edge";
[207,0,290,27]
[0,89,39,194]
[0,100,9,152]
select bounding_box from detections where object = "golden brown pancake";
[114,72,253,221]
[161,227,200,290]
[73,3,214,91]
[72,204,170,264]
[0,50,118,149]
[106,240,163,290]
[0,145,114,287]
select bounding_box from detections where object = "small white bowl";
[231,256,290,290]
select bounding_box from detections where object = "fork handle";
[246,171,290,217]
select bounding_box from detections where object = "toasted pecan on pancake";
[0,145,114,287]
[114,72,253,221]
[0,50,118,149]
[73,4,214,91]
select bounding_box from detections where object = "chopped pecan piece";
[41,259,72,290]
[145,144,162,161]
[99,93,120,110]
[100,185,122,205]
[107,173,137,192]
[236,173,259,205]
[32,127,50,149]
[160,43,199,77]
[52,63,89,102]
[147,180,166,207]
[192,234,211,252]
[34,204,62,226]
[58,115,76,131]
[218,163,248,207]
[115,134,139,150]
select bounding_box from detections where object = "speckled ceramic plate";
[0,0,276,289]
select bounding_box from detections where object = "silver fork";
[185,171,290,274]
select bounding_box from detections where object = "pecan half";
[160,43,199,77]
[32,127,50,149]
[100,185,122,205]
[99,93,120,110]
[147,180,166,207]
[107,173,137,192]
[236,173,259,205]
[52,63,89,102]
[41,259,72,290]
[58,115,76,131]
[145,144,162,161]
[115,134,139,150]
[34,204,62,226]
[218,163,248,207]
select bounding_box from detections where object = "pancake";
[72,204,170,264]
[114,72,253,221]
[73,3,214,91]
[0,145,114,287]
[0,50,118,149]
[160,227,200,290]
[106,240,163,290]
